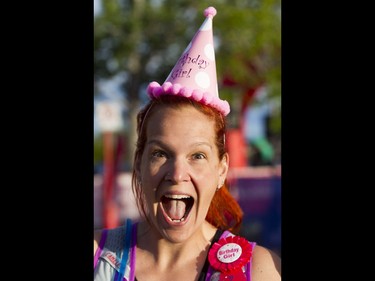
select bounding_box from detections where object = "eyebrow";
[147,139,212,150]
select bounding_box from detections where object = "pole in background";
[96,101,124,228]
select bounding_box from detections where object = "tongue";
[163,199,186,220]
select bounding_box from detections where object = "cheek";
[194,165,220,201]
[194,162,219,182]
[140,154,158,177]
[140,162,164,196]
[195,169,218,195]
[142,162,163,181]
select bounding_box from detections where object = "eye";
[151,150,166,158]
[192,153,206,160]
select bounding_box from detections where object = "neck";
[136,220,217,269]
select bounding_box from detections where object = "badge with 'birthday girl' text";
[208,235,252,281]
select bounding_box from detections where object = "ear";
[218,152,229,181]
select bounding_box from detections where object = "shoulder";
[251,245,281,281]
[94,229,103,256]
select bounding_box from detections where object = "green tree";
[94,0,281,168]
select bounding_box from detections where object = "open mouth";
[161,194,194,223]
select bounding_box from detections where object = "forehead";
[146,104,216,143]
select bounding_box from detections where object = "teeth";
[166,217,185,222]
[164,194,191,199]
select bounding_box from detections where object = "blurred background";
[94,0,281,256]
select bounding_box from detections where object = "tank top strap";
[115,218,133,281]
[94,229,108,269]
[246,241,256,281]
[128,220,138,281]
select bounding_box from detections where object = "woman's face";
[138,104,228,242]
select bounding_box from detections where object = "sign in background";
[228,167,281,255]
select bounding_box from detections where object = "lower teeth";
[169,217,185,222]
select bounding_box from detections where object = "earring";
[216,179,224,191]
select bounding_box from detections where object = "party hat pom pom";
[181,87,193,98]
[162,82,173,93]
[147,81,159,93]
[171,83,182,95]
[204,6,217,18]
[147,81,161,97]
[192,89,203,101]
[151,87,163,97]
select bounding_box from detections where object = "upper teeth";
[164,194,191,199]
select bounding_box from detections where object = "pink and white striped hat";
[146,6,230,116]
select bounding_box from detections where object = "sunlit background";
[94,0,281,255]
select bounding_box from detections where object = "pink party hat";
[147,6,230,116]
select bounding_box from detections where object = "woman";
[94,6,281,281]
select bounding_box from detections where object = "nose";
[164,157,191,183]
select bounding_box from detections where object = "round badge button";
[216,242,242,263]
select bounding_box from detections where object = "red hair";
[206,184,243,234]
[132,95,243,234]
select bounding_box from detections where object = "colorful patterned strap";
[128,222,137,281]
[94,229,108,269]
[116,219,133,281]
